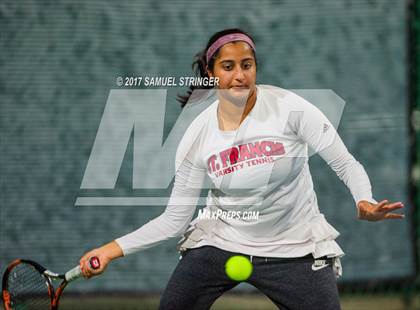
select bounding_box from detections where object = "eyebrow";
[219,57,255,63]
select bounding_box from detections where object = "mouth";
[230,85,249,90]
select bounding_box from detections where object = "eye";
[243,62,253,69]
[223,64,233,70]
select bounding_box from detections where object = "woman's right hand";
[79,241,124,279]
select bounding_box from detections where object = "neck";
[218,87,257,125]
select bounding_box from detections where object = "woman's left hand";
[357,200,405,221]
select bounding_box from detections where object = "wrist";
[102,241,124,260]
[357,199,370,207]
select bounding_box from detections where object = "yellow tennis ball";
[225,255,253,281]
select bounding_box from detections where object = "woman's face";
[207,41,257,103]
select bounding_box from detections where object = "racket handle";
[65,266,83,282]
[89,256,101,269]
[65,256,100,282]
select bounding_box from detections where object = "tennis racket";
[2,256,100,310]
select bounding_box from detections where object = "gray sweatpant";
[159,245,341,310]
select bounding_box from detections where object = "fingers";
[357,200,406,221]
[80,262,90,278]
[79,250,102,279]
[375,200,389,210]
[374,200,405,220]
[377,201,404,212]
[82,260,97,278]
[79,251,93,268]
[378,199,389,206]
[384,213,405,220]
[80,258,92,278]
[81,259,102,278]
[357,199,406,221]
[79,259,89,278]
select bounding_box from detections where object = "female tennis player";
[79,28,405,310]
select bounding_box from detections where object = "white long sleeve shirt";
[115,85,377,278]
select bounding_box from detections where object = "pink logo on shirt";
[207,140,285,175]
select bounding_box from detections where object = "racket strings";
[6,263,51,309]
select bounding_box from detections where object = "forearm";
[115,154,205,255]
[101,240,124,259]
[294,94,376,205]
[115,200,197,256]
[337,158,376,204]
[318,136,377,205]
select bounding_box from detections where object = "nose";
[233,65,246,81]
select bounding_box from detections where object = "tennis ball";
[225,255,253,281]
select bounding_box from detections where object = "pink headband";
[206,33,256,64]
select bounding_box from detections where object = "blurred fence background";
[0,0,419,309]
